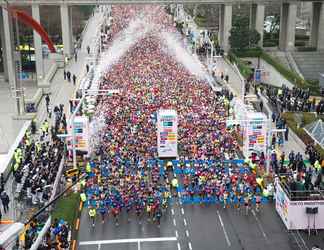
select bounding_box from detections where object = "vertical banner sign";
[275,182,290,229]
[243,112,267,156]
[254,68,261,83]
[68,116,89,151]
[157,110,178,158]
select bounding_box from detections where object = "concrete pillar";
[218,6,224,47]
[2,6,16,88]
[311,2,324,50]
[0,8,8,81]
[279,3,297,51]
[32,4,44,84]
[318,3,324,51]
[251,4,265,47]
[219,4,232,52]
[60,4,73,56]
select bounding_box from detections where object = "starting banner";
[157,110,178,158]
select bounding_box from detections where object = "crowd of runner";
[79,5,272,227]
[2,6,324,250]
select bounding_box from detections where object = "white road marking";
[296,230,308,250]
[178,192,181,198]
[181,207,185,215]
[251,209,268,242]
[188,242,193,250]
[186,230,190,237]
[97,244,101,250]
[79,237,178,245]
[173,218,177,226]
[171,208,175,215]
[177,242,181,250]
[183,218,187,226]
[175,230,178,238]
[290,231,303,250]
[217,210,231,247]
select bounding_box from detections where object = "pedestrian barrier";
[0,121,31,181]
[25,88,43,113]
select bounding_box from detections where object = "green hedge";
[282,112,324,158]
[194,16,207,27]
[51,192,80,226]
[263,41,278,47]
[231,48,320,95]
[259,51,320,95]
[297,47,317,52]
[227,51,253,78]
[295,41,306,47]
[295,34,310,40]
[233,48,262,58]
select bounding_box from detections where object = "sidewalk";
[212,56,306,156]
[0,10,103,226]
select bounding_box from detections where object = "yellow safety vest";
[89,209,96,217]
[256,177,263,188]
[314,161,321,171]
[171,178,178,188]
[36,143,41,153]
[86,163,91,173]
[80,193,87,202]
[80,180,86,188]
[14,163,19,171]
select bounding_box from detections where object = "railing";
[0,121,31,181]
[280,180,324,201]
[285,51,305,80]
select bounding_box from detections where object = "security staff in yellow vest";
[250,162,257,174]
[314,160,321,172]
[80,179,86,190]
[86,162,91,174]
[256,176,264,189]
[36,142,41,154]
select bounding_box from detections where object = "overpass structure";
[1,0,324,4]
[0,0,324,94]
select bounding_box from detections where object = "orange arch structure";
[6,7,56,53]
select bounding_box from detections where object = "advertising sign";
[243,112,267,156]
[275,182,290,228]
[255,68,261,83]
[275,183,324,230]
[157,110,178,158]
[68,116,89,151]
[288,200,324,230]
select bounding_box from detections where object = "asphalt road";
[77,197,317,250]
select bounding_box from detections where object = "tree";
[249,29,261,48]
[229,15,261,51]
